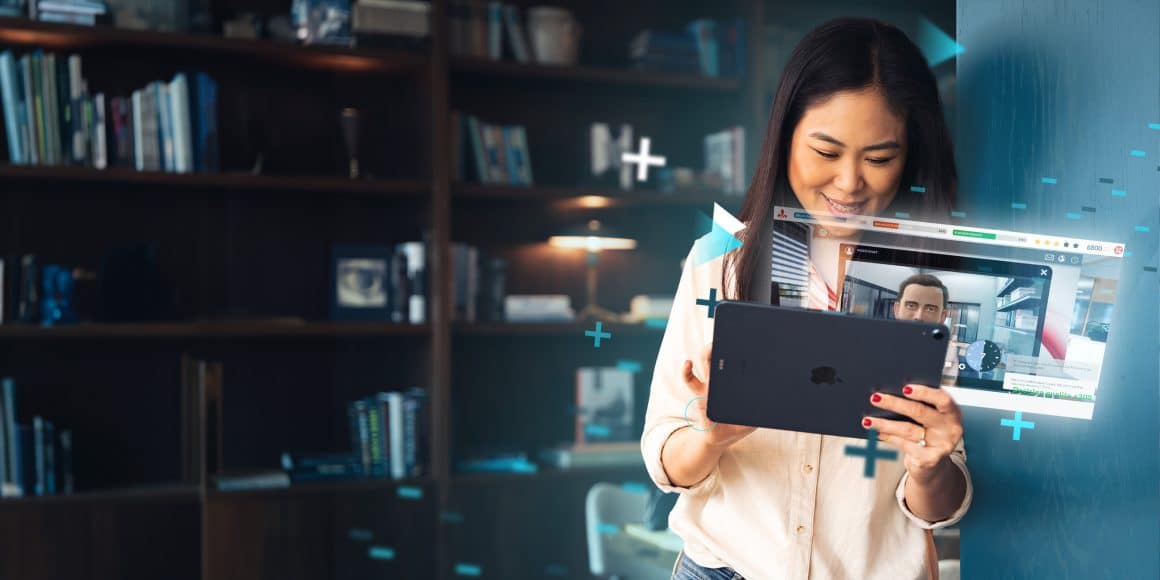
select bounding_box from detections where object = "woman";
[642,18,972,580]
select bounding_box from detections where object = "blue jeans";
[671,550,744,580]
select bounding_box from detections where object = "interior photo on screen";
[771,208,1127,420]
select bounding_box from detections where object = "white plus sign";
[621,137,667,182]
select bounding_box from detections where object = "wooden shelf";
[454,321,665,336]
[0,165,430,198]
[453,182,743,209]
[0,17,428,74]
[0,484,200,507]
[209,477,433,499]
[0,321,430,340]
[451,57,742,92]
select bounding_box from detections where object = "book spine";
[59,429,73,494]
[386,392,404,479]
[466,115,488,184]
[354,400,371,477]
[366,396,385,477]
[131,90,143,170]
[68,54,85,164]
[156,82,174,172]
[0,378,7,485]
[42,53,59,165]
[376,393,392,478]
[31,51,46,165]
[54,53,70,165]
[44,420,55,494]
[169,73,192,173]
[402,391,418,476]
[486,1,503,60]
[0,51,25,164]
[32,416,44,496]
[1,378,16,487]
[16,424,31,494]
[19,55,38,165]
[93,92,106,169]
[195,72,218,173]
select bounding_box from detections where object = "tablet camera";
[931,327,945,340]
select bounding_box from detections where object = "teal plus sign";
[696,288,720,318]
[1000,411,1036,441]
[844,429,898,477]
[584,321,612,348]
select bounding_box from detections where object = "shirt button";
[796,525,807,535]
[802,464,814,474]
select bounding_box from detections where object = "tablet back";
[706,301,949,439]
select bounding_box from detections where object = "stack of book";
[538,366,643,470]
[452,111,533,186]
[451,242,506,323]
[0,50,220,173]
[343,388,428,481]
[629,18,746,78]
[352,0,430,41]
[0,377,75,498]
[31,0,108,25]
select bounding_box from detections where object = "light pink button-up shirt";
[642,236,972,580]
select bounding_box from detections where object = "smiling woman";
[644,17,970,580]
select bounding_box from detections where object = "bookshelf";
[0,1,766,579]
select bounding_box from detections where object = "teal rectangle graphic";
[1135,225,1151,232]
[894,211,910,218]
[1041,177,1057,184]
[1011,202,1027,209]
[1129,149,1146,157]
[368,546,396,560]
[1149,123,1160,130]
[950,210,967,218]
[1111,189,1127,196]
[455,563,482,576]
[909,185,926,192]
[616,359,643,373]
[397,486,423,500]
[1066,213,1081,220]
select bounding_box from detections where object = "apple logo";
[810,366,842,385]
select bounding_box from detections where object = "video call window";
[771,209,1127,420]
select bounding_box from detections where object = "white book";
[385,392,405,479]
[156,82,174,172]
[131,89,144,170]
[502,4,529,63]
[68,55,85,164]
[92,92,106,169]
[168,73,192,173]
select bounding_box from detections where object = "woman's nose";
[832,160,864,194]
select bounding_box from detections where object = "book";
[19,55,37,166]
[1,378,15,488]
[383,391,405,479]
[155,81,174,171]
[539,441,643,469]
[686,19,719,77]
[503,125,532,185]
[191,72,219,173]
[44,420,55,494]
[397,241,427,324]
[486,1,503,60]
[504,294,574,322]
[168,73,192,173]
[502,4,530,63]
[92,92,106,169]
[281,452,364,482]
[402,387,427,477]
[366,396,386,477]
[465,114,489,183]
[33,416,45,496]
[575,367,634,444]
[0,51,25,165]
[59,429,73,493]
[214,471,291,491]
[481,122,507,183]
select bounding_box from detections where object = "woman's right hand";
[683,344,757,449]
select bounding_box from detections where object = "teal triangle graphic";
[694,210,714,238]
[917,17,964,66]
[694,223,743,265]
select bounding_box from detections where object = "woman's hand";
[862,384,964,481]
[682,344,757,449]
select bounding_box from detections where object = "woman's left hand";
[862,384,963,481]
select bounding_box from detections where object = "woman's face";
[786,87,908,233]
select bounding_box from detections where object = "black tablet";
[706,301,949,439]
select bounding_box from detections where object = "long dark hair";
[724,18,958,300]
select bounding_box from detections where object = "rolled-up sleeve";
[641,243,720,496]
[895,436,973,529]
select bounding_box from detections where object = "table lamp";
[548,219,637,320]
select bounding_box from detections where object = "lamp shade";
[548,219,637,252]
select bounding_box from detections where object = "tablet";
[706,302,949,439]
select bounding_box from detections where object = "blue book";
[686,19,719,77]
[0,51,25,165]
[154,81,174,172]
[33,416,44,496]
[2,378,17,488]
[191,72,218,173]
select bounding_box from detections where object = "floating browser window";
[770,206,1127,420]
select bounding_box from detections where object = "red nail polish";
[862,418,872,427]
[871,394,882,403]
[903,386,913,395]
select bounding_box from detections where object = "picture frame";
[330,244,393,321]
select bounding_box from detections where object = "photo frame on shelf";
[330,244,393,321]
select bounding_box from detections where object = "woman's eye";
[868,157,895,166]
[813,149,838,159]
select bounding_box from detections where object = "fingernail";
[862,418,872,427]
[903,386,913,395]
[871,393,882,403]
